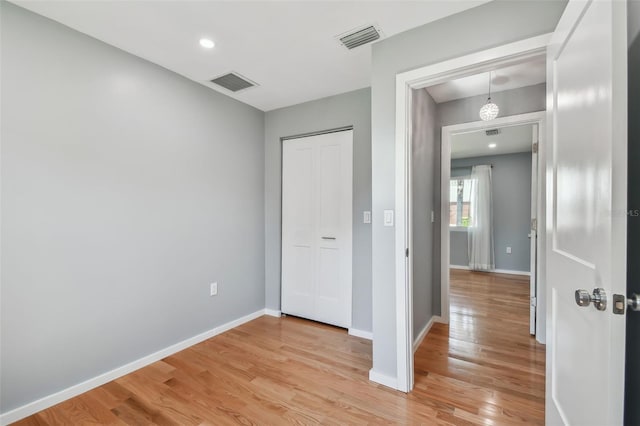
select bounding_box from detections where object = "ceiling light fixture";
[479,71,499,121]
[199,38,215,49]
[488,143,497,149]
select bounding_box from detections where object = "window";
[449,177,475,228]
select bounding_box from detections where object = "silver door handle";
[575,288,607,311]
[321,237,336,240]
[628,293,640,312]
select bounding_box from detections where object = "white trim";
[412,317,435,353]
[449,264,531,276]
[494,269,530,277]
[0,309,267,425]
[394,77,413,393]
[399,34,552,89]
[348,328,373,340]
[368,369,399,390]
[449,226,469,232]
[264,308,282,318]
[394,33,551,394]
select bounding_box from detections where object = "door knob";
[574,288,607,311]
[628,293,640,312]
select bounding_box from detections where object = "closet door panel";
[281,142,315,319]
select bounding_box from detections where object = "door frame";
[393,34,551,392]
[441,111,546,339]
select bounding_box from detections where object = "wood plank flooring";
[14,270,544,425]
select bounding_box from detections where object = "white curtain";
[468,165,495,271]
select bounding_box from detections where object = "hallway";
[414,269,546,424]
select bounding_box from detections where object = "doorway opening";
[392,34,550,392]
[441,116,544,338]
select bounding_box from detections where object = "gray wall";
[264,88,372,332]
[450,152,533,272]
[1,3,265,413]
[370,0,566,379]
[438,83,547,127]
[411,89,437,338]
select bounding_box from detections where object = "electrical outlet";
[210,282,218,296]
[506,247,512,254]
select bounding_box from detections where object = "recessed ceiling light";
[199,38,215,49]
[488,143,497,149]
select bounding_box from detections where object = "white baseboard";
[368,369,398,390]
[449,264,470,270]
[0,309,267,426]
[264,308,282,318]
[348,328,373,340]
[449,265,530,276]
[412,317,435,353]
[433,315,447,324]
[493,268,531,276]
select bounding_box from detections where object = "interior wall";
[1,3,265,413]
[264,88,372,332]
[371,0,567,379]
[438,83,547,127]
[450,152,533,272]
[411,88,437,338]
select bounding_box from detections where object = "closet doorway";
[281,129,353,328]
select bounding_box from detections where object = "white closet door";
[281,137,315,319]
[281,130,353,328]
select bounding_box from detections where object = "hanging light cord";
[488,71,492,101]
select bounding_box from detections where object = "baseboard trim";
[433,315,447,325]
[449,265,530,276]
[348,328,373,340]
[264,308,282,318]
[0,309,266,425]
[412,317,435,353]
[368,369,398,390]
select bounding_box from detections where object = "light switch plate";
[363,211,371,224]
[506,247,512,254]
[210,282,218,296]
[383,210,394,227]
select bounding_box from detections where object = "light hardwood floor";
[14,270,544,425]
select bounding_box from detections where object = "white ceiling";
[13,0,489,112]
[426,56,546,104]
[451,124,534,159]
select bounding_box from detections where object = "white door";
[530,124,538,336]
[546,1,627,425]
[281,130,353,328]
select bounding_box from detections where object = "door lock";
[575,288,607,311]
[612,294,640,314]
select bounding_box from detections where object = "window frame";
[449,174,474,231]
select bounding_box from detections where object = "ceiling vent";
[210,72,257,92]
[485,128,501,136]
[337,24,383,50]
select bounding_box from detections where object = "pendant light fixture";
[479,71,499,121]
